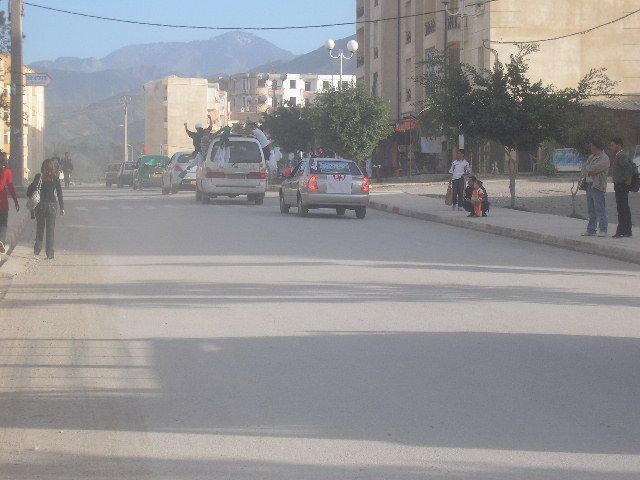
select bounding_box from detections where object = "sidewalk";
[369,189,640,265]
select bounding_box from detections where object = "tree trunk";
[506,147,517,208]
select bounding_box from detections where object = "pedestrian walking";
[60,152,74,188]
[27,158,65,259]
[449,149,470,211]
[0,151,19,254]
[581,140,610,237]
[184,115,213,156]
[610,137,633,238]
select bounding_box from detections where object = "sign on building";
[26,73,51,87]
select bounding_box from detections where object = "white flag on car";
[327,174,353,194]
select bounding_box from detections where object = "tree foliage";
[416,44,616,206]
[261,105,314,154]
[307,84,393,161]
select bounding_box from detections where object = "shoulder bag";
[26,176,42,211]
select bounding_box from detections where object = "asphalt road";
[1,186,639,479]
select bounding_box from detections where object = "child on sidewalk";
[470,179,487,217]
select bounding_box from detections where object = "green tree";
[558,105,624,155]
[261,105,314,154]
[308,84,393,161]
[417,44,615,207]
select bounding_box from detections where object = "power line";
[24,1,493,32]
[489,7,640,45]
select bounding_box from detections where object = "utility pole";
[9,0,24,186]
[120,96,131,164]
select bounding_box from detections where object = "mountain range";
[30,31,356,178]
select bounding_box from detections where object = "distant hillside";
[250,35,357,75]
[31,31,296,78]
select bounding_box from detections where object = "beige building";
[219,72,356,124]
[358,0,640,123]
[0,54,46,180]
[144,76,228,157]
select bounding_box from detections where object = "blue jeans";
[586,185,607,234]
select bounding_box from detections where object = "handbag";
[26,176,42,211]
[445,184,453,206]
[577,177,587,191]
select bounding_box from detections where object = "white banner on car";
[327,174,353,194]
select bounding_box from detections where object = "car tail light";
[174,165,183,172]
[362,177,370,191]
[206,171,225,178]
[308,175,319,190]
[247,172,267,179]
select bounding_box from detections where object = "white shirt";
[449,159,470,180]
[252,128,270,148]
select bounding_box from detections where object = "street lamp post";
[325,39,358,88]
[442,0,489,65]
[119,95,131,164]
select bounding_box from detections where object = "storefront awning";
[395,118,420,132]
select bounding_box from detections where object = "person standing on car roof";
[184,115,213,155]
[249,122,272,162]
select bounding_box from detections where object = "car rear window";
[211,141,263,164]
[108,164,120,171]
[311,160,361,175]
[124,162,136,169]
[177,154,194,164]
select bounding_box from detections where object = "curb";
[369,200,640,266]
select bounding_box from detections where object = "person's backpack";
[630,157,639,193]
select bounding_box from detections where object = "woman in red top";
[0,152,20,254]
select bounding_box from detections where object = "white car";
[162,151,196,194]
[195,134,267,204]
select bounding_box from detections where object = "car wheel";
[247,195,255,202]
[255,195,264,205]
[355,206,367,219]
[336,207,346,216]
[279,193,290,214]
[297,195,308,217]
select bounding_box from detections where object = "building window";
[258,79,266,87]
[323,81,331,90]
[290,80,296,88]
[374,0,379,5]
[289,96,297,105]
[305,81,312,92]
[425,19,436,36]
[305,99,311,107]
[406,88,412,102]
[406,31,412,44]
[372,72,378,97]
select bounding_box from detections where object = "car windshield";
[311,160,361,175]
[212,141,262,164]
[124,162,136,169]
[141,156,170,166]
[176,154,194,164]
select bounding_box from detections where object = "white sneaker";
[597,231,607,237]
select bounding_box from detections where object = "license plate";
[190,181,196,185]
[151,174,162,178]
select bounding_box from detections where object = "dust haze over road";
[1,186,639,479]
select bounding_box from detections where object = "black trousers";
[451,177,465,206]
[614,183,632,235]
[35,202,58,258]
[0,210,7,244]
[462,200,490,214]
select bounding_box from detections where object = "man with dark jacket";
[184,115,213,155]
[610,137,633,238]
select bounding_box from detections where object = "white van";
[195,134,267,204]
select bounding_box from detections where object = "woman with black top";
[27,158,65,259]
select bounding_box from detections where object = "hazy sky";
[21,0,356,64]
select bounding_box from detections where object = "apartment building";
[219,72,356,124]
[357,0,640,172]
[0,54,46,180]
[144,76,228,157]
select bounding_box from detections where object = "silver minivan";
[195,134,267,204]
[279,158,370,218]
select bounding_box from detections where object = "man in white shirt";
[449,149,471,210]
[249,122,271,162]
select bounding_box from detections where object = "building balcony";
[425,19,436,36]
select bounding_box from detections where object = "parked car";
[195,134,267,204]
[279,158,370,219]
[117,161,137,187]
[132,155,171,190]
[105,162,121,187]
[162,151,196,194]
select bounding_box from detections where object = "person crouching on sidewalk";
[463,176,489,217]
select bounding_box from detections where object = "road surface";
[1,186,639,479]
